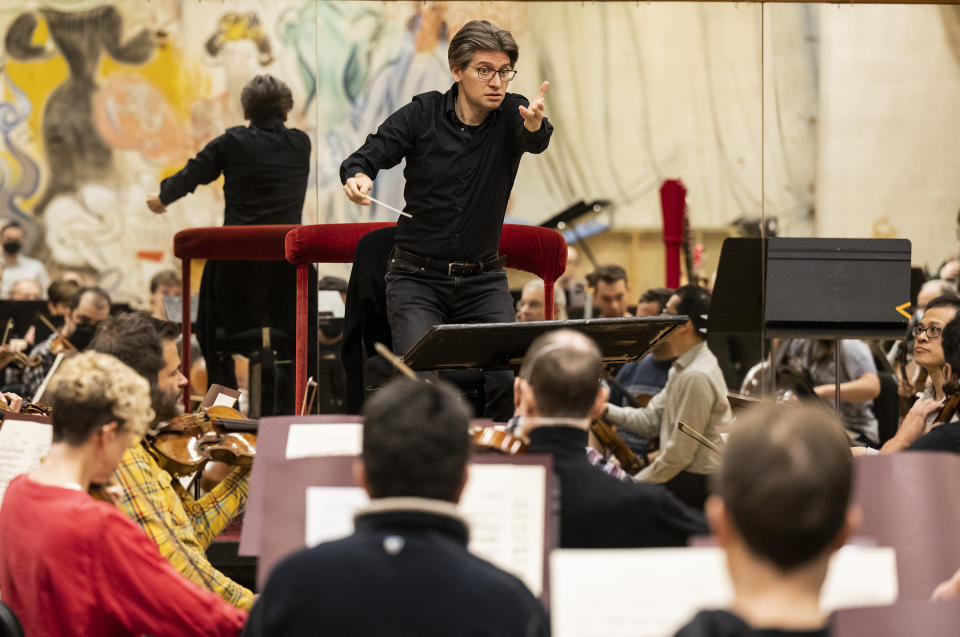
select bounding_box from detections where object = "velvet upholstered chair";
[285,222,567,411]
[173,225,310,412]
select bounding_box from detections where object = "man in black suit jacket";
[245,378,548,636]
[514,329,708,548]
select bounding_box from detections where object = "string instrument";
[470,424,527,455]
[147,405,257,477]
[935,380,960,425]
[0,318,43,369]
[591,417,644,475]
[0,400,52,417]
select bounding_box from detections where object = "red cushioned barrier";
[285,222,567,410]
[173,225,299,409]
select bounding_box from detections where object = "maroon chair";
[173,225,299,410]
[285,222,567,410]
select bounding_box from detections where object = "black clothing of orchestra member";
[908,422,960,453]
[152,75,316,415]
[675,610,831,637]
[340,21,552,420]
[245,504,549,637]
[526,425,708,548]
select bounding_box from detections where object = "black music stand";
[401,316,687,371]
[765,238,911,413]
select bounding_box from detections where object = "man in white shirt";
[0,221,50,299]
[604,285,730,509]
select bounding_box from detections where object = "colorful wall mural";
[1,2,955,305]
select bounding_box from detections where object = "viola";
[471,425,527,455]
[147,405,257,476]
[936,380,960,425]
[590,417,644,475]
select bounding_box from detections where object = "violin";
[471,424,527,455]
[936,380,960,425]
[590,417,644,475]
[147,405,257,477]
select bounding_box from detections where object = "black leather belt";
[392,246,506,276]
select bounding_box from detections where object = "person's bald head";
[918,279,957,312]
[517,329,606,419]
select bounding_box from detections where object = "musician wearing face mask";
[22,286,112,399]
[0,221,50,299]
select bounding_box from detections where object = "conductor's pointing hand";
[519,81,549,132]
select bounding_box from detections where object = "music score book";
[0,418,53,506]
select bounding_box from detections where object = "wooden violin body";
[148,405,257,476]
[471,425,527,455]
[591,418,644,475]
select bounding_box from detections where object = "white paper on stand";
[285,424,363,459]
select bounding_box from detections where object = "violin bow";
[677,421,724,455]
[298,376,318,416]
[1,318,13,347]
[373,342,420,381]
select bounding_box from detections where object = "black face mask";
[70,323,99,351]
[2,240,22,255]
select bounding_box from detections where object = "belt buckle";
[447,261,479,276]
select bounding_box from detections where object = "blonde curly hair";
[49,351,155,445]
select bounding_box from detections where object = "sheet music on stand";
[0,417,53,506]
[254,453,554,600]
[550,545,897,637]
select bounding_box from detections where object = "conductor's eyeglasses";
[913,324,943,339]
[474,67,517,82]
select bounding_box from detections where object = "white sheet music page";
[551,545,898,637]
[285,424,363,459]
[460,464,546,597]
[0,419,53,506]
[299,463,547,597]
[305,487,369,547]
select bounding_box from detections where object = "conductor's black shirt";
[340,83,553,261]
[159,117,310,226]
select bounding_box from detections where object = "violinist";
[514,328,707,548]
[858,300,960,456]
[603,285,729,510]
[0,351,247,637]
[89,312,254,610]
[22,286,111,398]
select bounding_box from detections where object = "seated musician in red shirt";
[0,351,246,637]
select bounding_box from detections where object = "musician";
[608,286,676,407]
[604,285,729,509]
[777,337,881,446]
[890,279,956,392]
[515,279,567,322]
[674,402,857,637]
[589,264,632,318]
[514,328,707,548]
[22,285,112,399]
[0,351,246,636]
[0,220,49,298]
[246,378,549,636]
[340,19,552,420]
[883,315,960,454]
[149,269,181,320]
[147,74,312,415]
[89,312,254,609]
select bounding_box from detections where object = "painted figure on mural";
[4,5,165,214]
[340,19,552,420]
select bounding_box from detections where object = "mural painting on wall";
[0,1,517,303]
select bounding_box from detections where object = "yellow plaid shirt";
[112,443,254,610]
